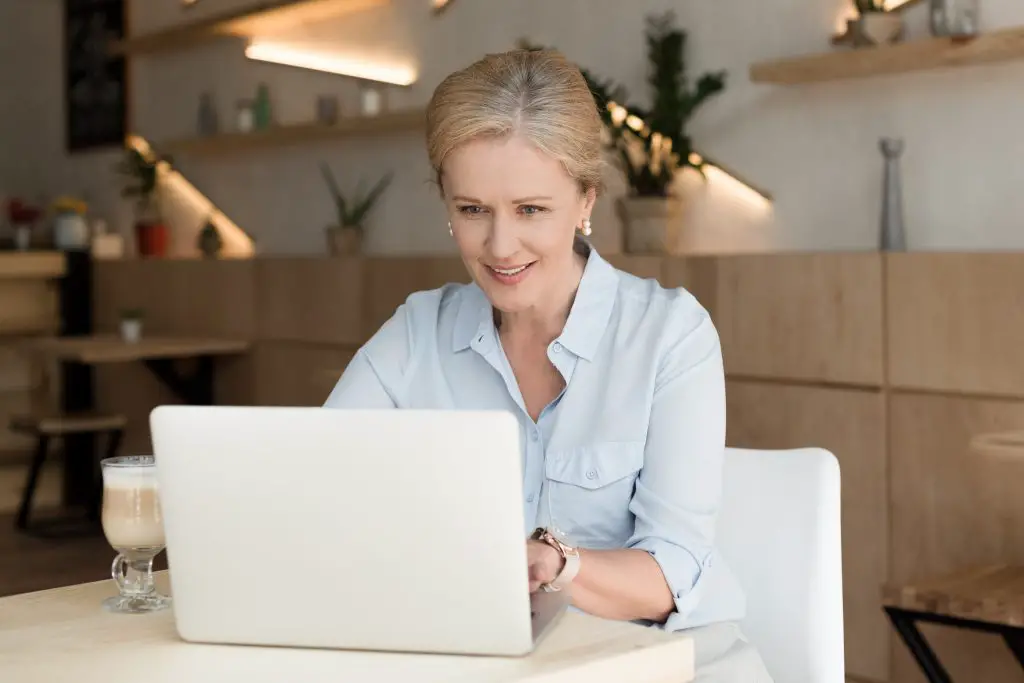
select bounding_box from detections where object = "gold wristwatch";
[531,527,581,592]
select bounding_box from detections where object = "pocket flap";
[545,441,645,490]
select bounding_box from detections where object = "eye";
[457,205,486,216]
[518,205,547,216]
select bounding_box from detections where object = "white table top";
[0,572,694,682]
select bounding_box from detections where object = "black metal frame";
[885,606,1024,683]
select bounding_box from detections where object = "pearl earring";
[581,219,592,236]
[448,220,453,236]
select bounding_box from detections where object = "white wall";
[3,0,1024,256]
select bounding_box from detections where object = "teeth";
[492,264,528,276]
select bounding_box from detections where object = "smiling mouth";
[485,261,536,284]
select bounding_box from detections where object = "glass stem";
[123,557,155,596]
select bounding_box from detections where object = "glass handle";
[111,553,129,593]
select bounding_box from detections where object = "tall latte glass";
[100,455,171,613]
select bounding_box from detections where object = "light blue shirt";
[324,245,746,631]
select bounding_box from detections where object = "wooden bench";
[9,412,127,532]
[883,564,1024,682]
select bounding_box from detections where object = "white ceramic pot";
[54,212,90,250]
[120,318,143,343]
[616,196,684,254]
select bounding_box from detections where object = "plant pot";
[616,196,684,254]
[53,212,90,251]
[135,221,169,258]
[13,224,32,251]
[120,318,143,343]
[854,13,904,46]
[326,225,362,255]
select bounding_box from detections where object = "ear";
[582,187,597,217]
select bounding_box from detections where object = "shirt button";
[552,342,562,353]
[586,470,597,480]
[526,493,535,503]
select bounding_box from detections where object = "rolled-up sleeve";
[625,306,726,631]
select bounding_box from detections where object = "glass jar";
[930,0,979,38]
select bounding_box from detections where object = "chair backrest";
[716,447,845,683]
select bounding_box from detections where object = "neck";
[497,251,587,346]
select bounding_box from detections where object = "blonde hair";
[425,49,604,198]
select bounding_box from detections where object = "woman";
[324,49,773,682]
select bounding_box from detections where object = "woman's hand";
[526,539,564,592]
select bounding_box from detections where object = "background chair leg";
[885,607,954,683]
[15,435,50,530]
[88,428,123,522]
[1004,630,1024,669]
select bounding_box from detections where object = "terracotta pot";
[135,221,169,258]
[326,225,362,255]
[616,196,683,254]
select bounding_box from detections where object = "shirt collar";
[452,245,619,362]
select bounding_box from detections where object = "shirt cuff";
[628,536,709,630]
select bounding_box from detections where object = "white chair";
[716,447,845,683]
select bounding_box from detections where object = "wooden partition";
[88,251,1024,683]
[0,253,65,465]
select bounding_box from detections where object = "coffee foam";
[102,466,159,490]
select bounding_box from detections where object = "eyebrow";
[450,195,553,203]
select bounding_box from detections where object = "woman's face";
[442,134,595,316]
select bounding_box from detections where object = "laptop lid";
[149,405,535,656]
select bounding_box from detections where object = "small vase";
[197,221,223,258]
[879,137,906,251]
[13,224,32,251]
[616,196,683,254]
[120,318,143,343]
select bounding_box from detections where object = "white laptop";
[149,405,568,656]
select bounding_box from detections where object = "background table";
[22,335,250,506]
[0,572,695,682]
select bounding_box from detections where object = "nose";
[485,211,519,261]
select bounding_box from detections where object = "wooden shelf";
[111,0,388,56]
[0,253,66,280]
[159,109,425,155]
[750,25,1024,85]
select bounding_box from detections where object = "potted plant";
[6,198,42,251]
[319,162,394,255]
[119,308,144,343]
[851,0,905,45]
[116,146,170,258]
[522,13,727,253]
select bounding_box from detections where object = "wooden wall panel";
[603,255,664,282]
[362,258,469,336]
[713,254,884,386]
[251,342,355,407]
[661,257,718,317]
[887,254,1024,398]
[889,392,1024,683]
[725,380,889,682]
[256,258,363,345]
[0,279,59,335]
[93,259,256,338]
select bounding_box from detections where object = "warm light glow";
[244,41,418,86]
[432,0,453,9]
[701,164,773,210]
[126,135,256,258]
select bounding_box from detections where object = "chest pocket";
[544,441,645,548]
